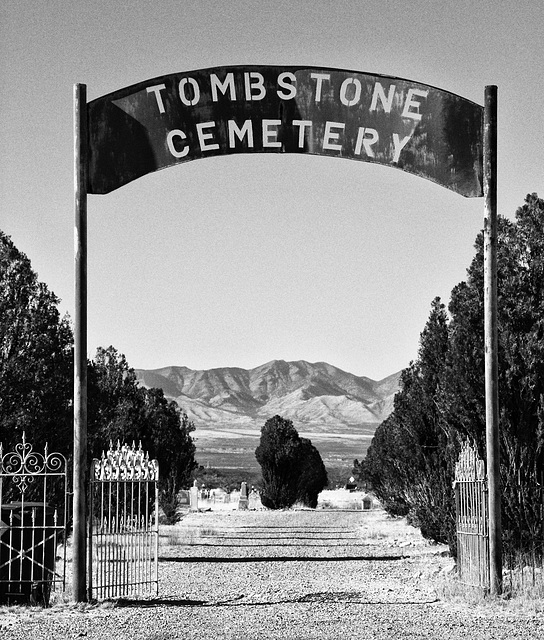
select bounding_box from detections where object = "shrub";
[255,415,327,509]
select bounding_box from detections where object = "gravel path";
[1,509,543,639]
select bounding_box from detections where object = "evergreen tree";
[255,415,303,509]
[358,298,458,546]
[359,194,544,554]
[441,194,544,549]
[88,346,198,517]
[296,438,328,508]
[0,232,198,518]
[255,415,327,509]
[0,231,73,457]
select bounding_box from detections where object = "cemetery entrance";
[73,66,500,599]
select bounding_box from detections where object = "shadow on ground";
[159,554,405,563]
[115,591,438,609]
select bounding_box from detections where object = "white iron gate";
[454,441,490,590]
[0,434,68,606]
[88,441,159,600]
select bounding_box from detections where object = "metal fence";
[0,434,68,606]
[454,441,490,590]
[88,441,159,600]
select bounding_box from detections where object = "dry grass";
[356,509,544,614]
[435,571,544,617]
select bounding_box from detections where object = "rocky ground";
[1,508,543,639]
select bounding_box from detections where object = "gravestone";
[189,480,199,512]
[238,482,248,510]
[178,490,190,507]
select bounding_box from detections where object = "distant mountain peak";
[135,360,400,428]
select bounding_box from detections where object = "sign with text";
[88,66,483,196]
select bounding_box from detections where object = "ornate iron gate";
[88,442,159,600]
[454,441,490,590]
[0,434,68,605]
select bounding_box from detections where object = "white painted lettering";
[262,119,282,147]
[370,82,396,113]
[292,120,312,148]
[196,121,219,151]
[340,77,362,107]
[228,119,254,148]
[210,72,236,101]
[392,133,412,162]
[310,73,330,102]
[323,121,345,151]
[277,72,297,100]
[354,127,379,157]
[179,77,200,106]
[146,84,167,114]
[244,72,266,100]
[401,88,428,121]
[166,129,189,158]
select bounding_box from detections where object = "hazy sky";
[2,1,543,380]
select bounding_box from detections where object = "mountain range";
[135,360,401,428]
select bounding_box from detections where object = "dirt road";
[1,509,543,639]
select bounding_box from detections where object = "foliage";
[357,298,459,547]
[439,194,544,552]
[296,438,329,508]
[87,346,198,517]
[326,465,357,489]
[0,232,73,504]
[255,416,301,509]
[356,194,544,555]
[353,418,410,518]
[193,466,262,493]
[0,232,198,521]
[255,415,328,509]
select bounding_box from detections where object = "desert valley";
[136,359,400,477]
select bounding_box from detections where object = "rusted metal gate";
[454,441,490,590]
[88,441,159,600]
[0,434,68,605]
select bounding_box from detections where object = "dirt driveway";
[1,509,543,639]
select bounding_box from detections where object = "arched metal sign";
[73,70,499,602]
[87,66,483,197]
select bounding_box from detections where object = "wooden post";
[73,82,88,602]
[483,84,502,595]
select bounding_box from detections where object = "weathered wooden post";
[483,84,502,595]
[73,82,88,602]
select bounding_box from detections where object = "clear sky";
[2,0,543,380]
